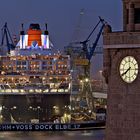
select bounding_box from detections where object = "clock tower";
[103,0,140,140]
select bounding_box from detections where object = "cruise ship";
[0,23,71,123]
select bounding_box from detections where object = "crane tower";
[65,17,106,119]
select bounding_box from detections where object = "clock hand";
[121,67,131,76]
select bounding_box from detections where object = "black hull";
[0,94,70,123]
[0,121,105,131]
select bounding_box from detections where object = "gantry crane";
[78,17,106,112]
[78,17,105,77]
[1,22,15,53]
[67,17,106,117]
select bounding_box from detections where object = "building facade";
[103,0,140,139]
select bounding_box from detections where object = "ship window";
[17,67,27,70]
[48,66,52,70]
[22,61,26,65]
[42,61,48,70]
[48,61,52,65]
[29,61,40,70]
[17,61,27,65]
[42,61,48,65]
[42,66,47,70]
[2,61,14,70]
[17,61,21,65]
[135,8,140,23]
[16,61,27,70]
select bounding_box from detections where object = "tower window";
[126,9,129,24]
[134,8,140,23]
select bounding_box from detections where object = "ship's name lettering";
[74,124,81,129]
[55,124,71,130]
[0,125,12,130]
[0,124,81,131]
[55,124,80,130]
[35,124,53,130]
[15,124,33,130]
[0,124,33,130]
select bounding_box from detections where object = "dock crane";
[1,22,15,53]
[79,17,106,112]
[66,17,106,77]
[81,17,105,58]
[78,17,106,77]
[69,17,106,118]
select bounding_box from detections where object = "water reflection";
[0,130,105,140]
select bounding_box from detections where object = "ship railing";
[0,88,71,94]
[0,84,12,89]
[1,69,70,77]
[2,70,71,75]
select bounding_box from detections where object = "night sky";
[0,0,122,78]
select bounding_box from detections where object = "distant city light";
[0,106,2,111]
[85,78,89,82]
[13,106,17,109]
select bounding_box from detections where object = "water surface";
[0,130,105,140]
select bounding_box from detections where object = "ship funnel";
[29,24,41,30]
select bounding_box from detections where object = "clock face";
[119,56,138,83]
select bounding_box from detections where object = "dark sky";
[0,0,123,78]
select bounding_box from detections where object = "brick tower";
[103,0,140,140]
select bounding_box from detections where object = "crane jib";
[86,23,105,61]
[1,23,15,53]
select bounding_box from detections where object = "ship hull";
[0,94,70,123]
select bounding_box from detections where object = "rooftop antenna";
[45,23,47,30]
[44,23,49,35]
[20,23,25,35]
